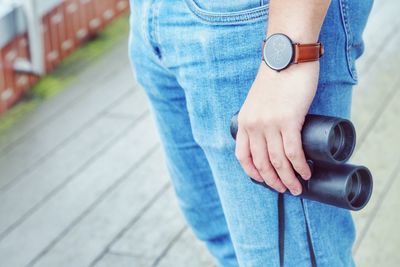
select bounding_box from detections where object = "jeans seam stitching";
[339,0,358,82]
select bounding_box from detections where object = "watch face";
[263,33,293,71]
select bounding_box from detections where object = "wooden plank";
[30,147,169,267]
[95,230,216,267]
[93,252,139,267]
[103,187,185,267]
[1,36,21,108]
[65,0,81,47]
[0,64,135,191]
[155,229,216,267]
[351,84,400,250]
[354,165,400,266]
[14,34,31,95]
[0,112,144,238]
[32,148,171,267]
[61,1,77,57]
[106,88,149,118]
[47,6,63,67]
[42,13,55,72]
[0,115,159,267]
[0,38,130,152]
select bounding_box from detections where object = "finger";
[248,132,287,193]
[282,128,312,180]
[235,127,263,182]
[266,129,302,195]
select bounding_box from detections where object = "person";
[128,0,373,266]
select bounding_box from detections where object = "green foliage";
[32,75,73,98]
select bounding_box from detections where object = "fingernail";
[292,188,301,196]
[302,173,311,180]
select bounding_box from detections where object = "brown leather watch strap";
[293,43,324,64]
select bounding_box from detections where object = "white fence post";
[13,0,45,75]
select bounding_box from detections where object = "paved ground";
[0,0,399,266]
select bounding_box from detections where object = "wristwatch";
[262,33,324,71]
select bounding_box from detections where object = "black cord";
[278,193,285,267]
[278,195,317,267]
[301,199,317,267]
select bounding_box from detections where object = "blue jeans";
[128,0,373,266]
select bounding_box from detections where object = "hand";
[235,61,319,195]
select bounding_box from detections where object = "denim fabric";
[128,0,373,266]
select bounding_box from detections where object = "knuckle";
[253,158,270,172]
[268,150,278,161]
[253,160,264,171]
[237,117,249,131]
[270,156,283,169]
[243,118,261,131]
[283,135,297,146]
[286,149,299,161]
[241,116,274,132]
[259,165,274,176]
[283,180,297,190]
[260,116,274,126]
[265,176,279,187]
[262,165,274,175]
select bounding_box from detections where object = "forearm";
[267,0,331,43]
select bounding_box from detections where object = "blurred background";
[0,0,398,266]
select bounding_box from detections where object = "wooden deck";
[0,1,399,266]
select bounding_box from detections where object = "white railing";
[0,0,62,75]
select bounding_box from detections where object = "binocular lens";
[329,123,344,158]
[328,121,355,162]
[346,171,360,203]
[345,168,372,210]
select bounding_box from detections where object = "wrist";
[258,59,319,76]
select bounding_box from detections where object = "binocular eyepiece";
[230,113,373,211]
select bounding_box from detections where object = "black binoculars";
[230,113,373,211]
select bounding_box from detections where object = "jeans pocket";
[339,0,358,83]
[184,0,268,25]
